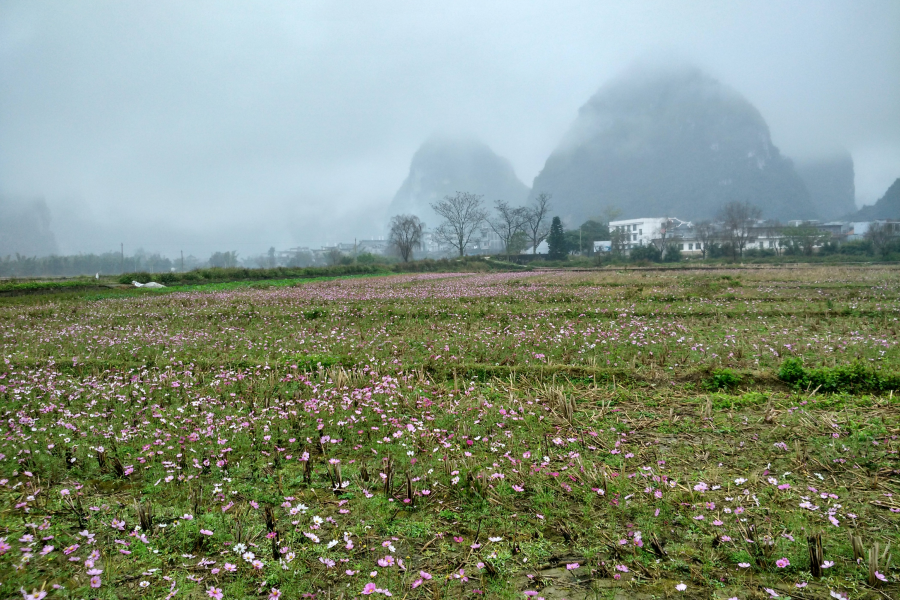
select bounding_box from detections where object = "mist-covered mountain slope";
[853,178,900,220]
[528,66,817,224]
[795,153,857,221]
[0,197,58,257]
[389,136,530,228]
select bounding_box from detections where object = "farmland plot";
[1,266,899,599]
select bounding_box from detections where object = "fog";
[1,1,898,258]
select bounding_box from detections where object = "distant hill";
[795,153,857,221]
[0,197,58,257]
[389,136,530,228]
[528,66,817,225]
[852,178,900,221]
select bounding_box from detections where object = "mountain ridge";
[388,136,530,229]
[851,178,900,221]
[526,66,817,225]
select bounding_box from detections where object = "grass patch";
[778,357,900,393]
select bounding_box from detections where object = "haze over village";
[1,1,899,274]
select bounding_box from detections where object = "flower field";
[1,266,899,599]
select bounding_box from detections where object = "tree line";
[390,196,900,263]
[389,191,589,261]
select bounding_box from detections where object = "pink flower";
[676,583,687,592]
[200,529,213,536]
[566,563,580,570]
[207,587,224,600]
[776,558,790,568]
[268,589,282,600]
[362,583,378,595]
[90,576,101,588]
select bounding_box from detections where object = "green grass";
[0,265,898,599]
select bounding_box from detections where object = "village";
[274,216,900,264]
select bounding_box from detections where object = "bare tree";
[610,228,629,257]
[693,220,716,259]
[488,200,529,260]
[762,222,784,256]
[651,217,673,251]
[388,214,425,262]
[718,201,762,260]
[784,226,826,256]
[523,192,552,254]
[209,251,239,268]
[430,192,487,257]
[865,222,895,257]
[325,248,344,266]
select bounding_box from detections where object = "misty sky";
[1,1,898,257]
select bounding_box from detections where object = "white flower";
[488,537,503,542]
[233,543,247,554]
[139,581,150,588]
[327,540,339,549]
[242,551,255,562]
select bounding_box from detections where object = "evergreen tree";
[547,216,567,260]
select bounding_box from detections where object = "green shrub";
[630,245,661,263]
[778,358,806,386]
[662,244,682,263]
[778,358,900,393]
[704,368,742,391]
